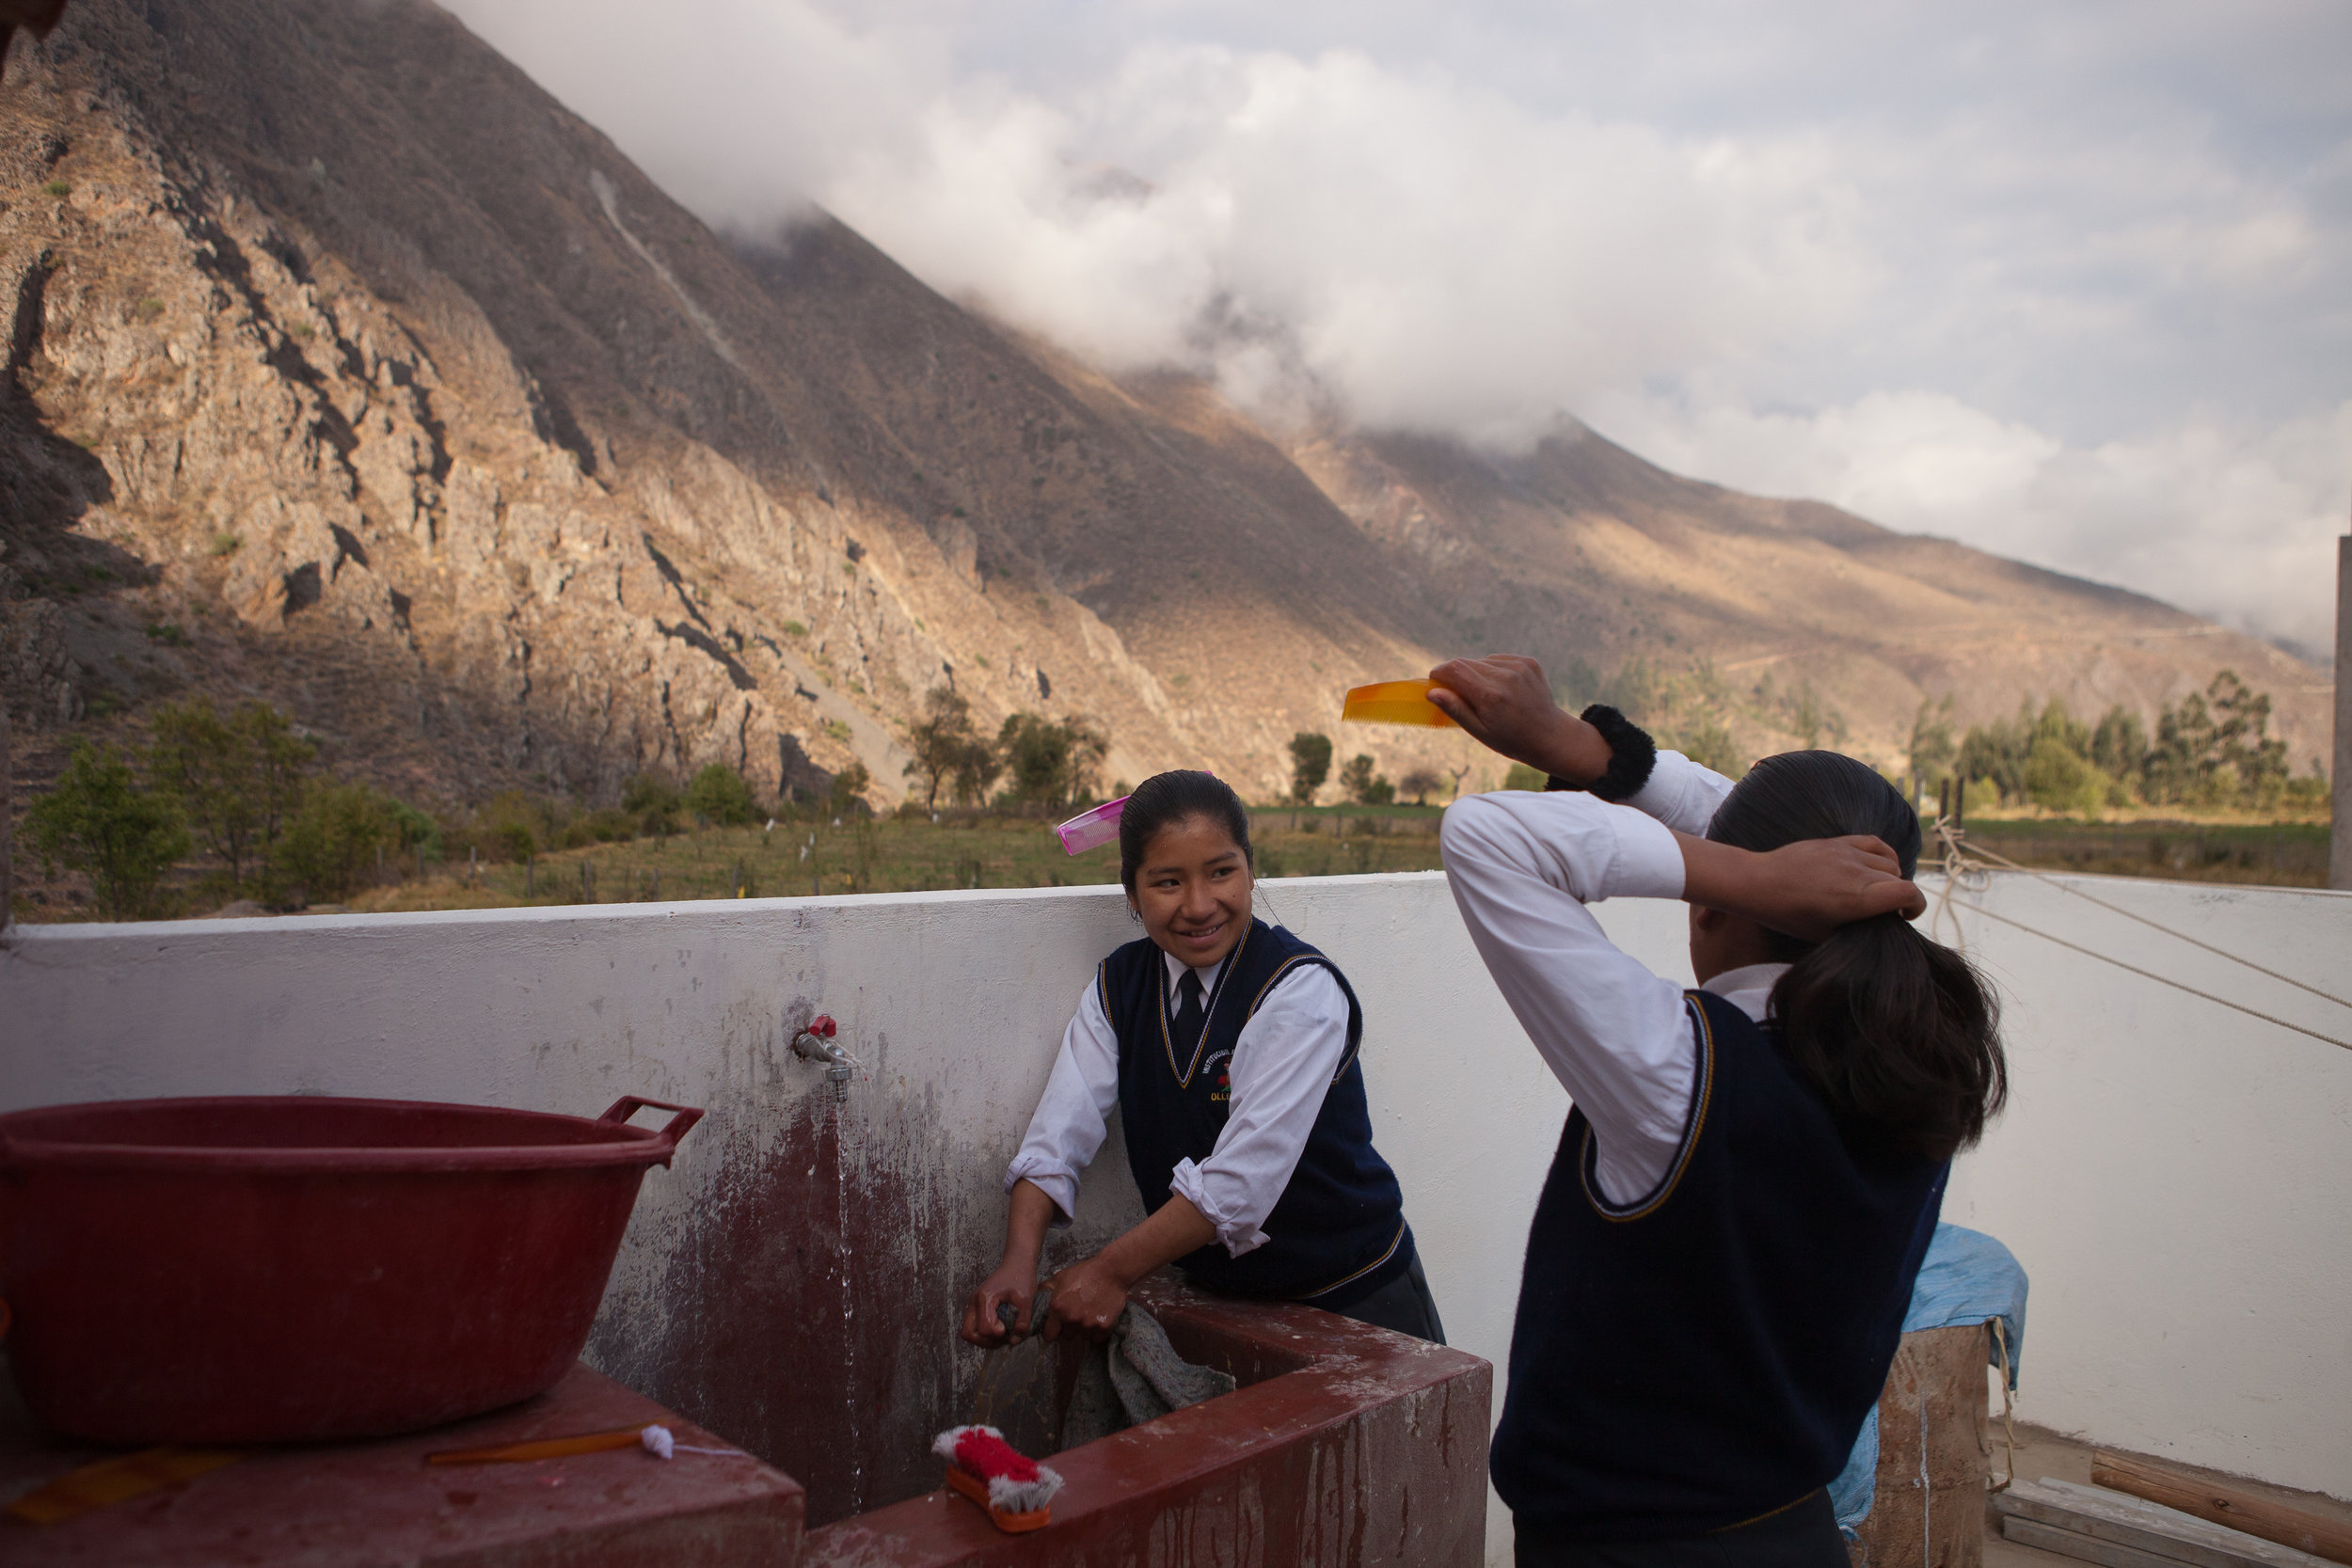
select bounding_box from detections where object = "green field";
[18,800,2319,921]
[1947,817,2328,888]
[348,806,1458,914]
[345,805,2328,915]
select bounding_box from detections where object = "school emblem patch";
[1203,1048,1233,1103]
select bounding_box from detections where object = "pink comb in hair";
[1054,796,1126,855]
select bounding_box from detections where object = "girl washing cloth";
[1426,655,2005,1568]
[961,770,1442,1349]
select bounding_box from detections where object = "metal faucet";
[793,1014,852,1102]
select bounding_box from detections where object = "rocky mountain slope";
[0,0,2328,817]
[1277,416,2331,771]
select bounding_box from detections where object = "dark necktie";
[1173,967,1206,1053]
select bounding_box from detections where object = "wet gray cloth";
[1057,1297,1237,1449]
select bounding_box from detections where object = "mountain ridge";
[0,0,2328,819]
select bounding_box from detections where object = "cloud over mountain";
[448,0,2351,656]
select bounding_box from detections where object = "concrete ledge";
[803,1274,1492,1567]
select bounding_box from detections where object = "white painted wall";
[4,866,2347,1542]
[1923,872,2352,1497]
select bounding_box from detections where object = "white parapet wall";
[4,863,2348,1535]
[1922,871,2352,1497]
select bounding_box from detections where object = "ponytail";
[1708,752,2006,1161]
[1771,914,2004,1160]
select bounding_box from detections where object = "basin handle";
[598,1096,707,1155]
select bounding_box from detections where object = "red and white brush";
[931,1424,1062,1533]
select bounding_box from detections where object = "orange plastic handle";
[945,1465,1053,1533]
[598,1096,705,1150]
[427,1427,645,1465]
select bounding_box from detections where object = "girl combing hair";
[961,769,1442,1351]
[1703,749,2005,1161]
[1426,655,2004,1568]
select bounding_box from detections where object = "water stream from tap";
[833,1080,866,1513]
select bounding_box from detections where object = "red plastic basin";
[0,1093,702,1445]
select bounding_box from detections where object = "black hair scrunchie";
[1545,705,1658,803]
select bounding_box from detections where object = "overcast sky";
[446,0,2352,658]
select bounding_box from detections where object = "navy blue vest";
[1100,919,1410,1307]
[1493,990,1947,1543]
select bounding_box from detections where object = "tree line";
[1279,733,1454,807]
[1908,670,2322,817]
[21,697,875,919]
[26,667,2316,920]
[900,687,1110,812]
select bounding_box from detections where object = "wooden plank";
[2036,1481,2335,1568]
[1995,1479,2336,1568]
[2094,1452,2352,1566]
[2007,1514,2208,1568]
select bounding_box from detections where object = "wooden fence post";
[2331,533,2349,890]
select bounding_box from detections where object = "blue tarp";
[1831,1223,2028,1531]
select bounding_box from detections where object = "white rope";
[1926,818,2352,1052]
[1945,892,2352,1053]
[1927,821,1991,954]
[1947,828,2352,1014]
[1990,1319,2017,1496]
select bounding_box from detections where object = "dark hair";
[1707,751,2005,1161]
[1119,771,1252,894]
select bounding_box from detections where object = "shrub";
[2023,745,2107,819]
[209,532,241,557]
[1672,721,1744,779]
[444,790,563,867]
[996,713,1106,812]
[685,763,760,826]
[146,697,315,889]
[1396,766,1443,805]
[43,179,71,198]
[904,686,987,810]
[581,806,639,843]
[24,744,191,919]
[621,770,681,835]
[1338,753,1393,805]
[1287,733,1332,805]
[829,761,872,816]
[271,783,397,902]
[385,798,439,856]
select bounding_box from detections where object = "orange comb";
[1342,679,1458,728]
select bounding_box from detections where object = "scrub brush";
[932,1424,1061,1533]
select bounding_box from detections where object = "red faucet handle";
[810,1014,837,1038]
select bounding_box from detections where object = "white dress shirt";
[1438,752,1788,1207]
[1005,942,1354,1258]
